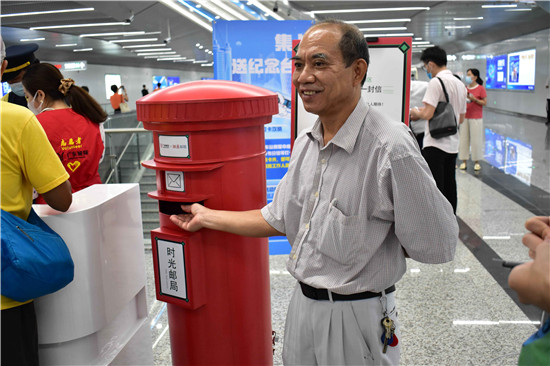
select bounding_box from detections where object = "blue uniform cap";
[2,43,39,82]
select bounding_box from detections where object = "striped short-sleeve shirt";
[261,97,458,294]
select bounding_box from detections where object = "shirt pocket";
[319,199,361,266]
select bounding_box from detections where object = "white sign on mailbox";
[159,135,190,158]
[166,171,185,192]
[156,239,187,301]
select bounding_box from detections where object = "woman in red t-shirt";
[22,63,108,200]
[458,68,487,171]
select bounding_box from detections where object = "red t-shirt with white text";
[36,108,103,200]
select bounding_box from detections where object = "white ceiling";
[1,1,548,71]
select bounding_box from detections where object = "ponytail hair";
[467,68,484,86]
[22,63,107,124]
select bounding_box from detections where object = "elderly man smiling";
[170,20,458,365]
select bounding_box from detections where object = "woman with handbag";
[109,84,129,113]
[459,68,487,171]
[410,46,467,214]
[1,37,73,366]
[22,63,107,199]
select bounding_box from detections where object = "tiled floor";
[142,111,549,365]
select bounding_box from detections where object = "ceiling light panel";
[160,0,213,32]
[137,51,177,56]
[122,44,167,49]
[346,19,411,24]
[30,22,130,30]
[211,0,249,20]
[110,38,159,43]
[453,17,483,21]
[481,4,517,8]
[176,0,216,22]
[196,0,237,20]
[80,31,146,38]
[20,37,45,42]
[132,48,172,52]
[445,25,471,29]
[359,27,408,32]
[310,7,430,14]
[245,0,285,20]
[0,8,94,18]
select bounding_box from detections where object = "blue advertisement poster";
[508,55,519,84]
[486,55,507,90]
[213,20,313,254]
[152,75,167,90]
[167,76,180,86]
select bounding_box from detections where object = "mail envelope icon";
[166,171,185,192]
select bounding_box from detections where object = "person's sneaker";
[459,162,467,170]
[474,163,481,171]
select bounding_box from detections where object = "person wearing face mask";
[22,63,108,199]
[1,43,40,107]
[410,46,467,214]
[459,68,487,171]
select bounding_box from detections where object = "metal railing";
[100,112,153,184]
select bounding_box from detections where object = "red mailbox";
[137,80,278,365]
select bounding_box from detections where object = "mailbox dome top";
[139,80,276,103]
[136,80,278,124]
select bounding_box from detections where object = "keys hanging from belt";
[380,316,398,353]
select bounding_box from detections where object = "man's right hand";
[170,204,208,232]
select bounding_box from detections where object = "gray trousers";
[283,284,400,365]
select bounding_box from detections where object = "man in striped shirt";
[171,20,458,365]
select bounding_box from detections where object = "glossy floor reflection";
[143,111,548,365]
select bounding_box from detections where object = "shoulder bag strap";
[436,77,450,103]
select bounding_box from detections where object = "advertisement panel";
[507,49,536,91]
[486,54,507,90]
[213,20,313,254]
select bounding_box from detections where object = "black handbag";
[429,77,458,139]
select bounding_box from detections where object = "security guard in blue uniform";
[1,43,39,107]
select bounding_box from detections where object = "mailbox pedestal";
[34,184,152,365]
[138,80,278,365]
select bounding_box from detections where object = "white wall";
[418,28,550,118]
[57,63,213,113]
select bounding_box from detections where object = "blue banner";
[213,20,313,255]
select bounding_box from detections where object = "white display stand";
[33,184,153,365]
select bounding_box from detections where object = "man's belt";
[299,282,396,301]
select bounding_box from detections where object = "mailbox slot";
[159,200,205,216]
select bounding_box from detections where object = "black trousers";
[422,146,457,214]
[1,302,39,366]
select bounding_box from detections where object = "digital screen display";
[507,49,536,91]
[485,55,507,90]
[153,76,167,90]
[166,76,180,86]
